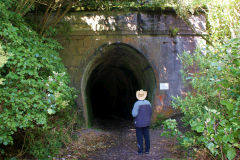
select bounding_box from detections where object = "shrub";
[162,38,240,160]
[0,1,76,158]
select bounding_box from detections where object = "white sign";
[160,83,169,90]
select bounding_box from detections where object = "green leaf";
[3,141,8,145]
[190,120,197,127]
[223,135,229,143]
[207,142,215,154]
[196,126,204,133]
[47,108,56,115]
[233,143,240,149]
[227,147,236,160]
[220,100,234,111]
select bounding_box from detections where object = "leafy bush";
[162,38,240,160]
[0,1,76,158]
[161,0,240,159]
[151,114,167,129]
[26,128,63,159]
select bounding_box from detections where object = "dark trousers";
[136,126,150,153]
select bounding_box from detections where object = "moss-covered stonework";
[56,10,205,126]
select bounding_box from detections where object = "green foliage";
[73,0,177,11]
[162,119,196,149]
[162,119,180,137]
[0,43,10,85]
[161,0,240,159]
[0,0,77,158]
[26,128,63,159]
[151,114,167,129]
[169,27,179,37]
[206,0,240,43]
[163,38,240,159]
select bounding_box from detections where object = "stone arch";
[81,42,156,126]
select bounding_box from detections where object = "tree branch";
[39,4,53,35]
[43,1,73,36]
[20,0,36,16]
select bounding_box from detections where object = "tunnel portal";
[84,43,156,126]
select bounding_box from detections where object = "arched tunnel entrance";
[82,43,156,127]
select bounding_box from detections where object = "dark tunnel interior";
[88,65,139,120]
[84,43,156,127]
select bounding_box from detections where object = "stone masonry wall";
[57,10,205,124]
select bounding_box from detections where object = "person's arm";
[131,102,139,117]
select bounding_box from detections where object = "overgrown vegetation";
[0,0,77,159]
[151,114,167,129]
[161,0,240,159]
[0,0,239,159]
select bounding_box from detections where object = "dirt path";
[59,119,187,160]
[87,119,186,160]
